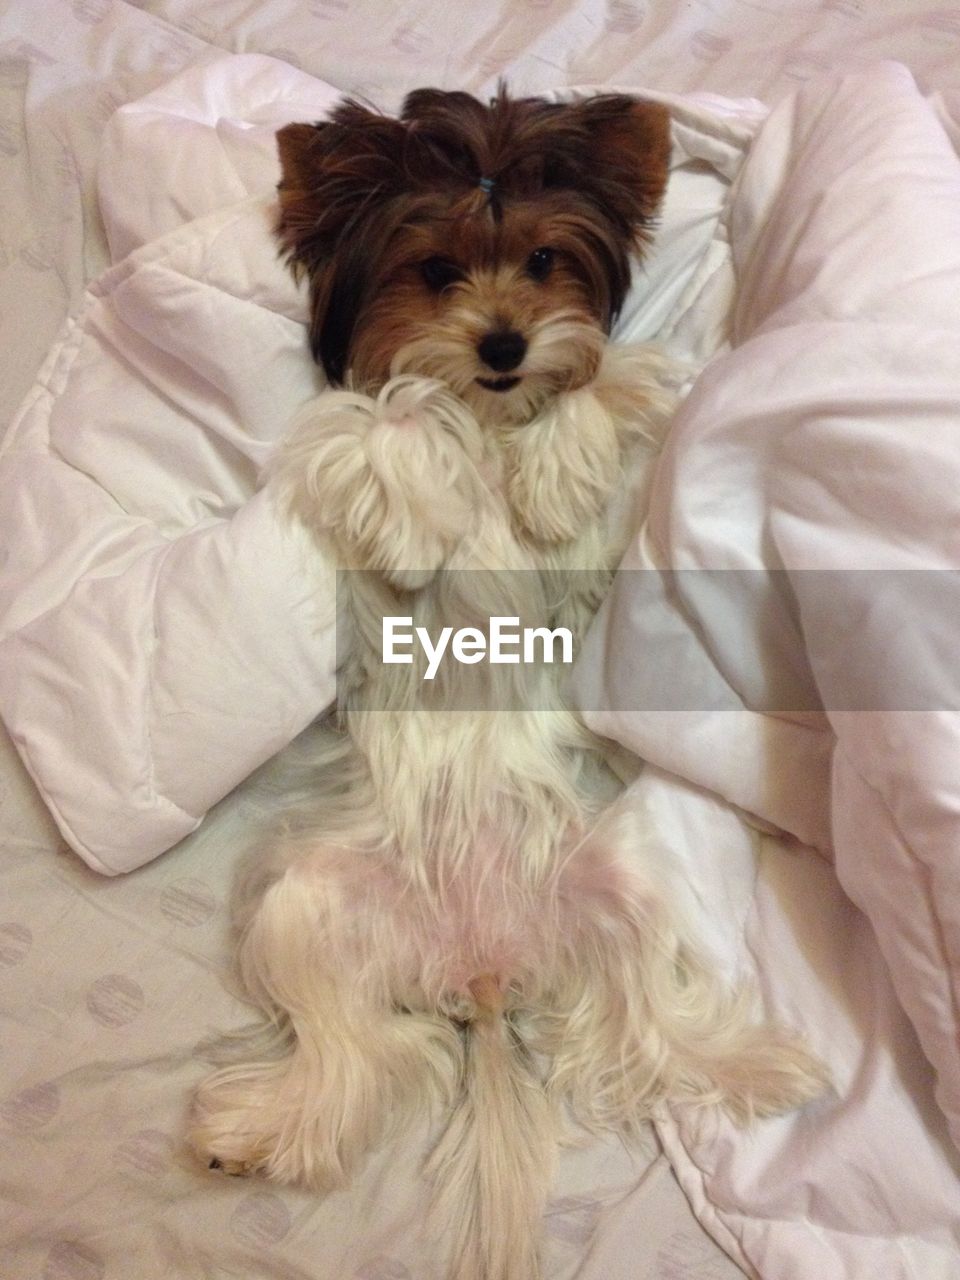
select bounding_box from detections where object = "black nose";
[477,330,527,373]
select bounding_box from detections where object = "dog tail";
[426,976,554,1280]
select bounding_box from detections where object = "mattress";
[4,3,960,1279]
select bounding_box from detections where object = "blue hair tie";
[478,176,495,194]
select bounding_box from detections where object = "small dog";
[191,88,824,1280]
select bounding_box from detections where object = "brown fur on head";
[275,87,671,424]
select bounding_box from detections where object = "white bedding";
[4,4,960,1280]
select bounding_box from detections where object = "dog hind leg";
[190,852,461,1188]
[540,830,828,1133]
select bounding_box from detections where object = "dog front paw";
[269,376,486,586]
[505,385,621,544]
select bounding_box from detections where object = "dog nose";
[477,330,527,373]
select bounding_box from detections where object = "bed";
[3,3,960,1278]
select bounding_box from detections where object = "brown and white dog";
[190,88,824,1280]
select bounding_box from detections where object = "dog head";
[275,88,670,424]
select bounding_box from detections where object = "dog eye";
[420,257,463,292]
[526,247,555,282]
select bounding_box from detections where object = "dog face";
[275,88,671,423]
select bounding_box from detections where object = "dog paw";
[269,376,487,584]
[207,1155,256,1178]
[717,1030,831,1125]
[189,1053,378,1193]
[505,385,621,543]
[190,1108,274,1182]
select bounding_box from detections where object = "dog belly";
[408,838,555,1015]
[288,839,551,1011]
[267,810,642,1033]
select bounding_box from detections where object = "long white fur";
[189,342,826,1280]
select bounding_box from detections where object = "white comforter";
[2,54,960,1278]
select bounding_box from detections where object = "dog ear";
[275,105,408,382]
[275,106,408,268]
[275,122,329,197]
[275,120,333,274]
[559,96,672,239]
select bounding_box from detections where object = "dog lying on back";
[190,88,825,1280]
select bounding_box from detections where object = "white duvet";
[2,54,960,1278]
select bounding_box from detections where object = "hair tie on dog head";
[478,177,495,194]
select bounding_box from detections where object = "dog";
[190,87,825,1280]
